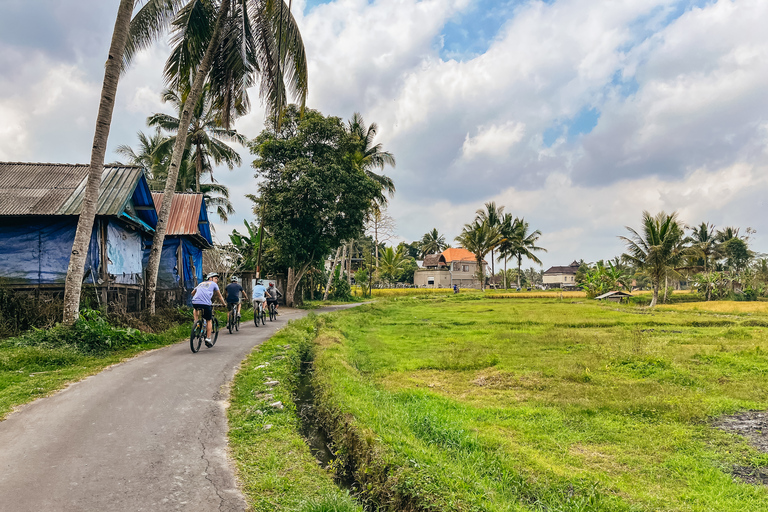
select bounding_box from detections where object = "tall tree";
[475,201,505,278]
[455,220,503,290]
[418,228,449,258]
[63,0,136,325]
[147,84,246,192]
[620,211,686,307]
[132,0,309,312]
[250,106,379,306]
[507,218,546,289]
[379,246,407,285]
[686,222,719,300]
[496,213,517,289]
[347,112,396,203]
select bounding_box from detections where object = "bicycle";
[190,306,220,353]
[254,300,266,326]
[227,302,240,334]
[268,300,277,322]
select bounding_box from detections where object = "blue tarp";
[181,239,203,289]
[142,238,180,290]
[0,218,98,285]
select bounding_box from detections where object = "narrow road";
[0,305,358,511]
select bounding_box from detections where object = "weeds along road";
[0,304,361,512]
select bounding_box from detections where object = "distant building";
[414,248,489,289]
[543,260,580,289]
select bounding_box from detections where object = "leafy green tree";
[686,222,719,300]
[455,220,503,290]
[398,241,420,260]
[249,106,380,306]
[620,211,686,307]
[418,229,449,258]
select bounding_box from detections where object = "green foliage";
[330,269,352,302]
[250,106,380,275]
[0,288,62,338]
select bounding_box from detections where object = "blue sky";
[1,0,767,268]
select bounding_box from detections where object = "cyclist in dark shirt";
[225,276,247,319]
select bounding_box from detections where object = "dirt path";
[0,305,359,511]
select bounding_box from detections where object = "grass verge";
[228,315,362,512]
[304,295,768,511]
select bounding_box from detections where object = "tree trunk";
[286,262,312,307]
[195,144,202,193]
[517,256,522,289]
[663,274,669,303]
[62,0,135,325]
[477,256,485,291]
[504,258,508,290]
[323,247,341,300]
[145,0,231,314]
[347,240,352,286]
[342,242,348,284]
[490,249,495,281]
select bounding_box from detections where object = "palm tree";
[379,246,407,285]
[131,0,309,313]
[148,84,246,193]
[496,214,517,289]
[418,229,449,258]
[508,218,546,289]
[686,222,719,300]
[116,128,170,181]
[455,220,503,290]
[347,112,395,204]
[63,0,136,325]
[620,211,686,307]
[475,202,505,278]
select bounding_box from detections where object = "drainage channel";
[293,362,357,491]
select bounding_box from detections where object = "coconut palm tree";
[686,222,719,300]
[379,246,407,285]
[129,0,308,312]
[475,202,505,278]
[418,228,449,258]
[507,218,546,290]
[147,84,246,193]
[620,211,686,307]
[347,112,395,204]
[455,220,503,290]
[116,128,171,183]
[63,0,136,325]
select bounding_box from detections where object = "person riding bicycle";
[252,279,267,315]
[224,276,247,319]
[191,272,226,347]
[266,281,282,314]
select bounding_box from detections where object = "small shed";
[0,162,157,309]
[422,253,447,269]
[145,193,212,303]
[595,290,633,303]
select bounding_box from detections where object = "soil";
[714,410,768,486]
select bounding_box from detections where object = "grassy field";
[305,295,768,511]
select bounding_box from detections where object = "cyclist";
[266,281,282,314]
[252,279,267,317]
[191,272,226,347]
[224,276,247,320]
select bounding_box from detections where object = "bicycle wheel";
[269,303,276,321]
[254,307,260,327]
[235,311,240,331]
[261,308,266,325]
[227,306,234,334]
[210,318,219,347]
[190,320,204,353]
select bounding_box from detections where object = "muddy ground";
[714,410,768,485]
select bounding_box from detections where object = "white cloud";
[460,121,526,160]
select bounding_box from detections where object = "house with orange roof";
[414,247,489,289]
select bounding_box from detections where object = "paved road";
[0,305,359,511]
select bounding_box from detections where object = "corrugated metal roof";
[152,193,213,246]
[0,162,142,216]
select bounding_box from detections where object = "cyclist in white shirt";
[191,273,226,346]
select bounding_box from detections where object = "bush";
[0,287,62,338]
[10,309,156,354]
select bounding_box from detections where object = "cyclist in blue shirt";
[191,273,226,346]
[252,280,267,315]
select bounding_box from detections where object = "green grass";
[0,323,188,420]
[305,295,768,511]
[227,316,362,512]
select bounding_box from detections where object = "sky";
[1,0,767,270]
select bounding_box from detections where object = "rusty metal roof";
[0,162,157,230]
[152,193,212,246]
